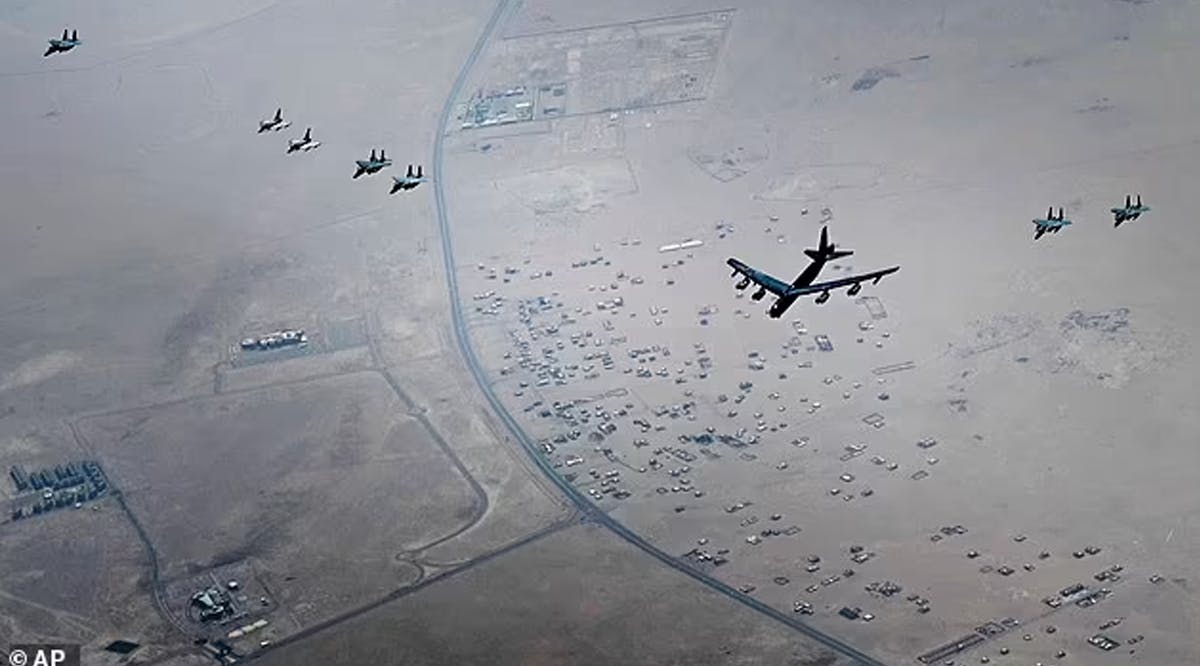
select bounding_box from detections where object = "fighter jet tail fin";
[406,164,414,178]
[417,165,423,178]
[71,29,78,41]
[380,149,386,161]
[62,28,69,40]
[1136,194,1142,207]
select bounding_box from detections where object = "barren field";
[4,0,1199,664]
[75,372,480,627]
[255,522,857,666]
[0,497,176,664]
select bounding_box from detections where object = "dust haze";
[2,1,1198,665]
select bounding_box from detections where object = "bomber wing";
[786,266,900,297]
[726,259,793,297]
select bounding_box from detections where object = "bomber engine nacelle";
[847,282,862,296]
[815,290,830,305]
[736,277,751,290]
[751,287,767,301]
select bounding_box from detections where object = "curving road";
[430,2,889,665]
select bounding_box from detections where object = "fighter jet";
[44,29,81,57]
[1111,194,1149,227]
[286,127,321,153]
[258,108,290,133]
[353,149,392,179]
[390,164,428,193]
[726,226,900,319]
[1032,207,1070,240]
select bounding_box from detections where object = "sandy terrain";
[3,0,1200,664]
[254,522,856,666]
[444,0,1200,663]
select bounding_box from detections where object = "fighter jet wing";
[726,259,793,297]
[785,266,900,296]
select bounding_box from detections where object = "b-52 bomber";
[353,149,392,179]
[390,164,428,193]
[1032,207,1070,240]
[287,128,321,153]
[44,29,81,57]
[726,226,900,319]
[1111,194,1149,227]
[258,108,290,133]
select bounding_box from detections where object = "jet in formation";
[44,29,81,57]
[1111,194,1149,227]
[390,164,428,193]
[353,149,392,178]
[258,108,290,133]
[1032,207,1070,240]
[726,226,900,319]
[287,128,321,153]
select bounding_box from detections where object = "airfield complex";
[2,1,1199,665]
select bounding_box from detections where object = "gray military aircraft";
[353,149,392,179]
[726,226,900,319]
[258,108,290,133]
[1032,207,1070,240]
[44,29,81,57]
[1111,194,1149,227]
[390,164,428,193]
[287,127,321,153]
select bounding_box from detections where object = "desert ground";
[3,0,1199,665]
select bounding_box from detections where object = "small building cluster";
[191,586,234,622]
[460,86,537,129]
[9,460,109,520]
[240,328,307,352]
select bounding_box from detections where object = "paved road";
[429,2,890,665]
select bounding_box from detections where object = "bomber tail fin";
[803,226,853,261]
